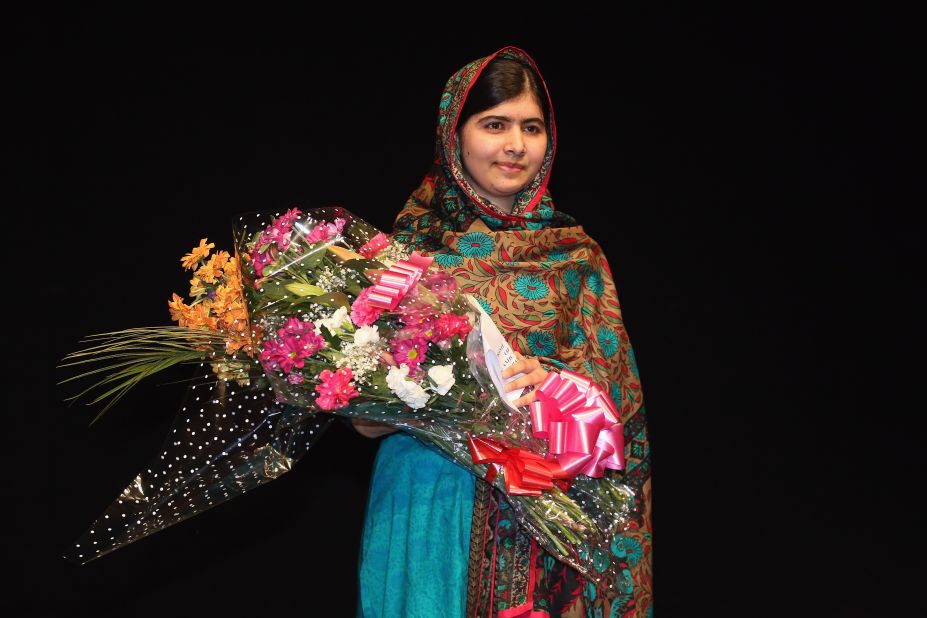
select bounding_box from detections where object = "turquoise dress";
[357,431,476,618]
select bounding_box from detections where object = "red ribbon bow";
[529,369,625,480]
[366,252,434,310]
[467,435,571,496]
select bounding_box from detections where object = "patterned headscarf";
[393,45,575,248]
[393,47,653,616]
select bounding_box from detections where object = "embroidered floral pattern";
[526,330,556,356]
[568,321,586,347]
[513,274,549,300]
[598,325,620,358]
[564,268,581,299]
[458,232,494,258]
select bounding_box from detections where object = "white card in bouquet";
[464,294,527,411]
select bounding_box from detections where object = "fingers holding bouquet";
[351,417,398,438]
[351,350,402,438]
[502,351,549,408]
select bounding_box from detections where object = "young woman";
[354,46,653,618]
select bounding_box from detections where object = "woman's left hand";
[502,352,549,408]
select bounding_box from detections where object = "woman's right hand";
[351,350,400,439]
[351,417,399,439]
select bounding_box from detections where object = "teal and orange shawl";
[394,46,653,617]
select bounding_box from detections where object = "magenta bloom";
[399,319,441,343]
[399,301,439,328]
[276,316,315,339]
[305,217,346,244]
[290,330,326,358]
[251,244,278,278]
[287,373,304,385]
[314,367,359,410]
[435,313,472,342]
[269,208,302,248]
[351,287,385,327]
[259,331,325,374]
[259,338,304,374]
[422,271,457,302]
[390,336,428,369]
[250,208,302,276]
[277,207,302,228]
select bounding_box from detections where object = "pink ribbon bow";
[358,232,389,259]
[529,369,625,479]
[366,252,434,310]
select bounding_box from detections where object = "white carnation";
[427,364,456,396]
[353,324,380,347]
[315,306,351,334]
[386,364,431,410]
[385,364,409,391]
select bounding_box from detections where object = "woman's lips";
[496,163,524,173]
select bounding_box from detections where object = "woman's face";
[456,91,547,211]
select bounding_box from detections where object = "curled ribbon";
[529,369,625,480]
[358,232,389,259]
[366,251,434,310]
[467,434,571,496]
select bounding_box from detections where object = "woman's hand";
[502,352,549,408]
[351,350,400,439]
[351,417,399,439]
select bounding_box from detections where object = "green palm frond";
[58,326,234,427]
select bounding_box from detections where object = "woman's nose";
[505,129,526,155]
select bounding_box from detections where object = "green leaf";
[285,283,325,297]
[341,258,385,272]
[298,244,328,270]
[310,292,351,309]
[343,280,363,296]
[255,279,291,299]
[319,325,341,350]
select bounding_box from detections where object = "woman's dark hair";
[458,57,549,128]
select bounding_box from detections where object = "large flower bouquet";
[60,207,635,586]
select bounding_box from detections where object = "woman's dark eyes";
[486,122,542,133]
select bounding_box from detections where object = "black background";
[10,6,922,617]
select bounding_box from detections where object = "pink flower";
[250,208,302,276]
[305,226,330,244]
[251,244,278,277]
[390,336,428,370]
[421,271,457,302]
[305,218,346,244]
[435,313,472,342]
[398,319,441,343]
[399,300,439,328]
[314,367,359,410]
[287,373,304,385]
[276,316,315,339]
[259,338,284,371]
[350,287,384,327]
[294,330,326,356]
[277,207,302,228]
[259,331,325,374]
